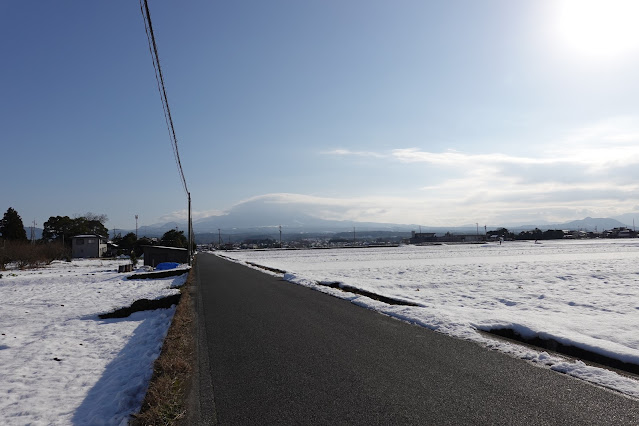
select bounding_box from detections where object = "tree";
[542,229,564,240]
[114,232,137,251]
[516,228,543,240]
[82,212,108,224]
[42,216,74,243]
[134,236,153,257]
[0,207,28,241]
[487,227,514,240]
[42,214,109,245]
[160,229,187,248]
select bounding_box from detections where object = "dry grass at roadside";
[130,266,195,425]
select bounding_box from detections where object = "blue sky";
[3,0,639,230]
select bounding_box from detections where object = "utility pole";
[187,192,192,266]
[218,228,222,247]
[279,225,282,248]
[135,215,139,240]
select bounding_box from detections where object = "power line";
[139,0,188,196]
[139,0,193,263]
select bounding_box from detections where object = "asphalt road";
[192,253,639,425]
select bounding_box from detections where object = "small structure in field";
[72,235,108,258]
[143,245,188,267]
[409,231,437,244]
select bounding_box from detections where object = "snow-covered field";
[0,259,187,425]
[219,239,639,398]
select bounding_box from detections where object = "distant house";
[446,234,486,243]
[410,231,437,244]
[72,235,108,258]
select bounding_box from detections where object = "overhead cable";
[139,0,189,196]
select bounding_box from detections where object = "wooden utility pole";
[188,193,192,266]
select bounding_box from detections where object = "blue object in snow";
[155,262,179,271]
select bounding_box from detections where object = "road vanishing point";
[190,253,639,425]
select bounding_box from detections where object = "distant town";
[199,225,638,251]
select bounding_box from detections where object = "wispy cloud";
[324,149,387,158]
[391,148,558,166]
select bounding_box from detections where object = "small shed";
[410,231,437,244]
[72,234,108,258]
[143,245,188,267]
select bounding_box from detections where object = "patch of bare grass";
[130,265,195,425]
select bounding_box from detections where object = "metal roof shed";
[143,245,188,267]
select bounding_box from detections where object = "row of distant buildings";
[409,227,638,244]
[408,231,485,244]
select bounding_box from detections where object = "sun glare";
[555,0,639,59]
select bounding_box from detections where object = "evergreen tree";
[116,232,137,251]
[160,229,187,248]
[0,207,28,241]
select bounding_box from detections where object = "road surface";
[190,253,639,425]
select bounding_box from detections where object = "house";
[72,234,108,258]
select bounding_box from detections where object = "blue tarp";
[155,262,179,271]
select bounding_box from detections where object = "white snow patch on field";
[0,259,186,425]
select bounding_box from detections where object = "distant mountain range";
[27,198,636,243]
[132,197,638,243]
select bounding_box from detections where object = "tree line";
[487,227,568,240]
[1,207,191,269]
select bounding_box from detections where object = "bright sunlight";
[555,0,639,59]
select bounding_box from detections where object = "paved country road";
[191,253,639,425]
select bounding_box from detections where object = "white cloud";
[308,118,639,224]
[391,148,558,166]
[324,149,386,158]
[157,208,224,223]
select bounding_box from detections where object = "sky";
[3,0,639,230]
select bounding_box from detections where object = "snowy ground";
[0,259,187,425]
[219,239,639,398]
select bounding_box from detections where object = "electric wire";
[139,0,188,196]
[139,0,195,259]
